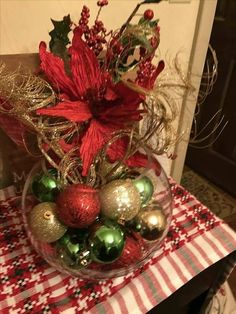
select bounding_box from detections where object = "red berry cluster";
[86,20,107,56]
[150,35,159,49]
[97,0,108,6]
[78,5,90,33]
[105,35,124,68]
[136,57,156,87]
[110,37,123,55]
[78,6,107,56]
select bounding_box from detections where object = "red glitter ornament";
[114,236,142,267]
[56,184,100,228]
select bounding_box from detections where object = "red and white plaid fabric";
[0,182,236,314]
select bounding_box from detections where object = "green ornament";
[133,176,154,207]
[32,169,59,202]
[89,221,125,264]
[57,230,90,268]
[58,233,82,256]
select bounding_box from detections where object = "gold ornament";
[100,179,141,221]
[28,202,67,243]
[136,207,167,241]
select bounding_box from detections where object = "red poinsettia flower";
[37,28,145,176]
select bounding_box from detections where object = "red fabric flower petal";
[69,28,103,97]
[36,101,92,122]
[39,42,78,99]
[113,83,145,105]
[58,139,76,153]
[100,83,145,125]
[80,120,117,176]
[102,104,145,125]
[139,60,165,90]
[103,86,118,101]
[107,137,161,175]
[148,60,165,89]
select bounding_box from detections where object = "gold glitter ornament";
[135,207,167,241]
[100,179,141,221]
[28,202,67,243]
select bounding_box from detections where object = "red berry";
[95,20,103,26]
[97,0,108,7]
[156,26,160,33]
[110,39,123,54]
[150,36,159,48]
[144,9,154,20]
[82,5,89,12]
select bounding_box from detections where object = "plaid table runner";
[0,182,236,314]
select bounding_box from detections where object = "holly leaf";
[121,26,152,52]
[138,17,148,25]
[49,15,72,61]
[149,19,159,28]
[139,17,159,28]
[118,59,139,73]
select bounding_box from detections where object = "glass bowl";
[22,158,172,280]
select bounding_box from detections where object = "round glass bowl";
[22,159,172,280]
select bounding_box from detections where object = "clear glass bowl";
[22,158,172,280]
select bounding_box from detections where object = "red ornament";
[144,9,154,20]
[114,236,142,267]
[56,184,100,228]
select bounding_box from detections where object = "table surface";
[0,182,236,314]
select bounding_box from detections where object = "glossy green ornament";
[58,247,91,268]
[133,176,154,207]
[89,221,125,264]
[32,169,59,202]
[58,233,82,256]
[57,231,90,268]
